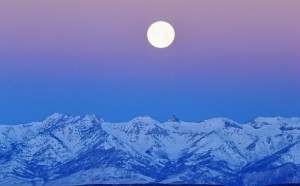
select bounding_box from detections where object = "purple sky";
[1,0,300,124]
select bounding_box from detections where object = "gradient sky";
[1,0,300,124]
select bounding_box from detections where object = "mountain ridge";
[3,112,300,126]
[0,113,300,185]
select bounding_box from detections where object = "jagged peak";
[44,113,104,124]
[45,113,68,121]
[248,116,300,129]
[81,114,104,122]
[199,117,243,130]
[166,115,180,123]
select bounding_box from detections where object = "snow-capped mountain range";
[1,113,300,185]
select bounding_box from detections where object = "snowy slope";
[0,114,300,185]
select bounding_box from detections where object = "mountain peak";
[130,116,157,123]
[167,115,180,122]
[252,116,282,122]
[82,114,104,122]
[203,117,236,123]
[45,113,67,120]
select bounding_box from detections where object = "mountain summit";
[167,115,180,122]
[0,114,300,185]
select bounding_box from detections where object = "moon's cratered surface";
[147,21,175,48]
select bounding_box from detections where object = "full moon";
[147,21,175,48]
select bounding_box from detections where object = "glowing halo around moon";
[147,21,175,48]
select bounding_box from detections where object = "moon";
[147,21,175,48]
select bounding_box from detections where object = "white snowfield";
[0,113,300,185]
